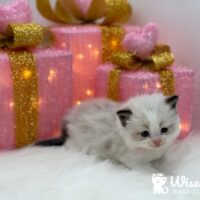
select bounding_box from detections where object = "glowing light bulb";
[9,101,14,108]
[76,101,81,105]
[87,44,92,49]
[62,42,66,47]
[78,54,84,60]
[94,49,99,56]
[180,122,190,132]
[111,40,118,48]
[48,69,56,82]
[23,70,32,79]
[143,83,149,90]
[156,82,161,89]
[38,98,43,107]
[86,89,93,96]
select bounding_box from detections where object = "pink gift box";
[0,0,31,33]
[96,64,194,139]
[0,49,72,150]
[50,25,136,105]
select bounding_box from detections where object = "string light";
[143,83,149,90]
[78,54,84,60]
[48,69,56,82]
[76,101,81,105]
[9,101,14,108]
[38,98,43,107]
[87,44,92,49]
[111,39,118,48]
[94,49,99,56]
[156,82,161,89]
[86,89,93,96]
[23,70,32,79]
[180,123,190,132]
[62,42,66,47]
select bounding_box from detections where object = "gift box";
[95,63,194,139]
[0,0,31,33]
[36,0,133,105]
[0,49,72,150]
[50,25,136,105]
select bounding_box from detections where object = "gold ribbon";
[108,44,175,101]
[101,26,125,61]
[0,24,52,49]
[9,50,39,148]
[36,0,132,25]
[1,24,48,148]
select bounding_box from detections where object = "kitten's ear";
[166,95,178,109]
[116,109,133,127]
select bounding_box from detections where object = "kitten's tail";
[35,126,68,147]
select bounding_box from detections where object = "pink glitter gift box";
[95,64,194,139]
[0,0,31,33]
[50,25,136,105]
[0,49,72,150]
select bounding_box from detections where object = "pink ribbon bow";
[123,23,159,59]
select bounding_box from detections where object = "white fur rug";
[0,133,200,200]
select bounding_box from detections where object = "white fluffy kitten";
[37,93,180,170]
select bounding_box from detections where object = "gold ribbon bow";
[0,24,50,148]
[0,24,52,49]
[108,44,175,101]
[36,0,132,25]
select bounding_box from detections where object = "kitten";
[36,93,180,171]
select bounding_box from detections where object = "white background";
[1,0,200,131]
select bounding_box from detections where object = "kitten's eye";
[140,131,150,138]
[161,127,168,134]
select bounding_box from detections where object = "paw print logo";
[152,173,169,194]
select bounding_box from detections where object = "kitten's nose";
[152,138,161,146]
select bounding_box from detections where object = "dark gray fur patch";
[104,140,112,150]
[117,109,133,127]
[35,125,68,146]
[166,95,178,109]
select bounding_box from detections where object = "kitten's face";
[116,94,180,150]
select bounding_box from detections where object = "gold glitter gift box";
[0,48,72,150]
[0,23,73,150]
